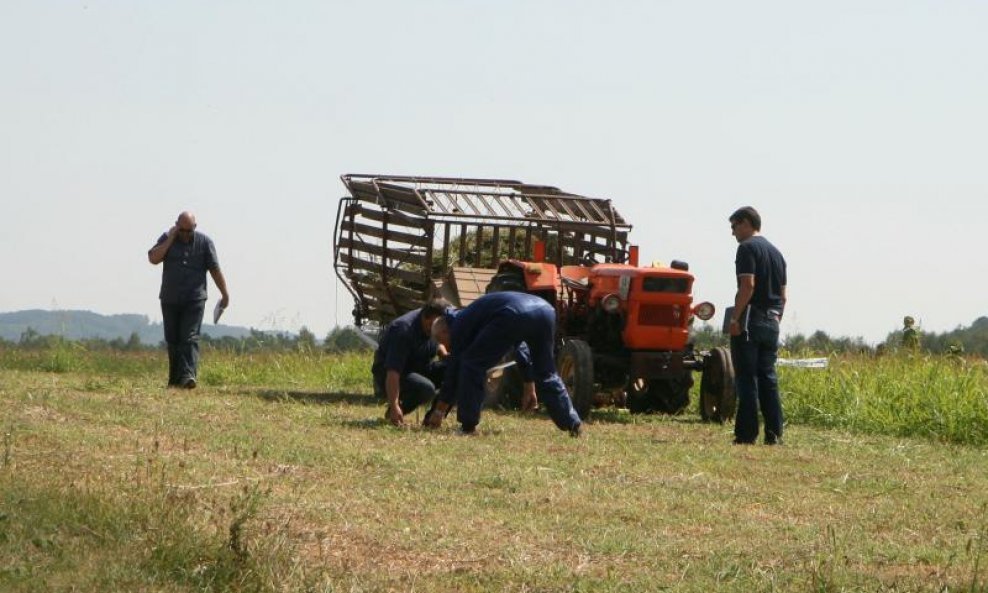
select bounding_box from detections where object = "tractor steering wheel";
[581,244,629,265]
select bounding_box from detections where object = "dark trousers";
[161,300,206,386]
[375,361,447,414]
[731,309,784,444]
[455,306,581,432]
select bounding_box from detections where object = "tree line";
[3,317,987,358]
[690,316,988,357]
[1,326,373,354]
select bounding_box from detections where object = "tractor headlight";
[693,301,715,321]
[601,293,621,314]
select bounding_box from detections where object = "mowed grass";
[1,348,987,592]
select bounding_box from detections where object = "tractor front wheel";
[557,339,594,421]
[699,346,736,423]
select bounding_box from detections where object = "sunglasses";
[177,227,196,234]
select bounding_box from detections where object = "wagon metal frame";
[333,174,633,327]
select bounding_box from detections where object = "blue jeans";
[161,300,205,386]
[730,310,783,443]
[374,361,447,414]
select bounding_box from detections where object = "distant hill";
[0,309,257,345]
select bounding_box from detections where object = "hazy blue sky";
[1,1,985,343]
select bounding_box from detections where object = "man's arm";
[385,369,404,425]
[521,381,538,411]
[425,355,458,428]
[147,227,177,265]
[730,275,755,336]
[209,267,230,308]
[514,343,538,411]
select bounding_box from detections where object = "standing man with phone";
[728,206,787,445]
[148,211,230,389]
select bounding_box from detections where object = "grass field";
[2,348,987,592]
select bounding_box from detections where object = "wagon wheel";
[557,339,594,421]
[628,375,692,415]
[654,373,692,415]
[699,346,736,423]
[484,362,523,410]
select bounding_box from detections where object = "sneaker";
[182,377,197,389]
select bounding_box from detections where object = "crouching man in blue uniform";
[424,291,583,437]
[373,298,450,426]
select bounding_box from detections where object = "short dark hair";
[729,206,761,231]
[421,297,450,319]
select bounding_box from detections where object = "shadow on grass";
[340,417,390,430]
[251,389,374,406]
[491,406,713,426]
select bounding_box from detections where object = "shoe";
[765,439,783,446]
[732,438,755,445]
[457,424,478,436]
[182,377,197,389]
[569,423,583,438]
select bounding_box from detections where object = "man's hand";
[148,226,179,265]
[729,319,741,336]
[386,403,404,426]
[521,381,538,412]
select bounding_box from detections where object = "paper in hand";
[213,301,226,324]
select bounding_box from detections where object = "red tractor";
[484,243,735,421]
[333,174,735,422]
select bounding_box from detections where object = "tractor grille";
[638,304,680,327]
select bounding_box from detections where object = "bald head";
[177,211,196,227]
[176,211,197,242]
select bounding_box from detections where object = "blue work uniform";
[437,292,581,432]
[372,308,445,413]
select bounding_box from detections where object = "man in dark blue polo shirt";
[372,298,449,425]
[727,206,787,445]
[425,291,582,436]
[148,211,230,389]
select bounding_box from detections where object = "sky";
[1,1,986,344]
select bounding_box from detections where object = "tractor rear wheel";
[557,339,594,421]
[699,346,736,423]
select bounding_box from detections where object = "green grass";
[1,348,987,592]
[781,352,988,445]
